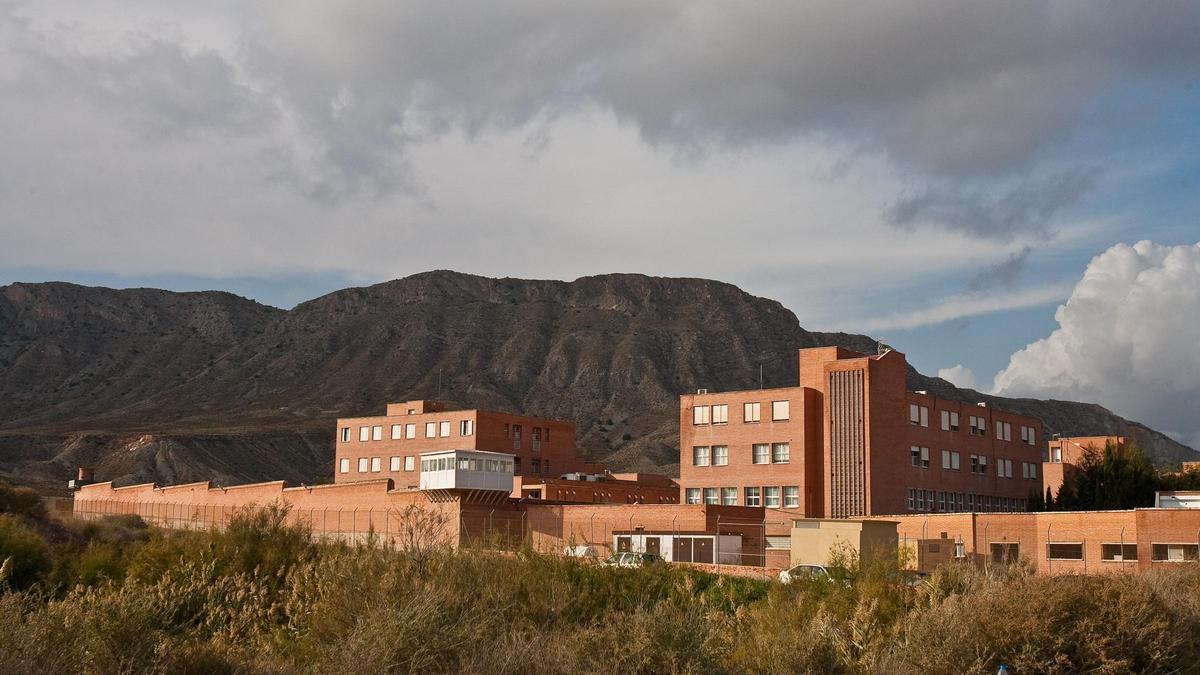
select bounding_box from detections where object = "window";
[692,446,710,466]
[906,488,915,511]
[371,425,382,441]
[1051,446,1062,462]
[460,420,474,436]
[938,491,946,511]
[996,421,1012,442]
[1047,543,1084,560]
[425,422,437,438]
[1021,425,1036,445]
[745,487,761,507]
[1151,544,1200,562]
[359,426,370,442]
[389,456,400,471]
[531,458,541,474]
[941,450,960,470]
[390,424,402,440]
[370,457,381,472]
[513,457,520,473]
[744,402,761,423]
[991,543,1020,564]
[766,536,791,550]
[916,489,925,510]
[722,487,737,505]
[1101,544,1138,561]
[703,487,718,505]
[712,404,728,425]
[358,457,369,473]
[512,424,522,449]
[712,445,728,466]
[532,427,542,451]
[998,458,1013,478]
[764,486,781,507]
[772,442,791,464]
[339,458,350,473]
[970,454,988,474]
[439,421,450,438]
[784,486,800,508]
[909,404,929,427]
[772,400,790,421]
[911,446,929,468]
[685,488,701,505]
[404,456,414,471]
[940,411,959,432]
[969,415,987,436]
[693,405,711,425]
[405,423,416,439]
[340,427,350,442]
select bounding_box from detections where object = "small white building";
[1155,491,1200,509]
[419,450,515,502]
[613,532,742,564]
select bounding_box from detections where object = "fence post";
[1046,523,1053,576]
[716,515,722,572]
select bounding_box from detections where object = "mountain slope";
[1,271,1194,492]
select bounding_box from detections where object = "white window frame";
[359,426,370,442]
[772,400,789,421]
[764,486,781,508]
[339,458,350,473]
[745,487,761,507]
[460,419,474,436]
[370,457,381,472]
[685,488,701,505]
[389,456,400,471]
[712,445,729,466]
[910,404,920,426]
[405,423,416,439]
[439,421,451,437]
[744,402,761,423]
[722,487,738,505]
[783,486,800,508]
[752,443,770,465]
[693,405,711,425]
[391,424,402,440]
[372,425,383,441]
[712,404,728,425]
[404,456,414,471]
[358,457,369,473]
[772,442,790,464]
[425,422,437,438]
[692,446,710,466]
[340,427,350,442]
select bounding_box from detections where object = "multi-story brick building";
[1044,436,1125,498]
[334,400,602,490]
[679,347,1045,518]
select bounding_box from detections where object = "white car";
[603,552,665,568]
[779,563,844,584]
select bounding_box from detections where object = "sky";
[1,1,1198,446]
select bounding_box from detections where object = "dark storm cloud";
[886,170,1098,241]
[967,246,1034,292]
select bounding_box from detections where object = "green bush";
[0,482,44,519]
[0,516,51,590]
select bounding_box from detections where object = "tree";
[1054,442,1157,511]
[1044,486,1055,511]
[1027,487,1045,512]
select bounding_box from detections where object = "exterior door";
[674,537,693,562]
[694,537,714,563]
[617,536,632,553]
[645,537,661,556]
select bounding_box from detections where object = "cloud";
[888,171,1097,241]
[938,364,977,390]
[993,241,1200,449]
[967,246,1034,291]
[855,283,1072,332]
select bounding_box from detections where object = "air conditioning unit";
[976,402,988,408]
[696,388,708,395]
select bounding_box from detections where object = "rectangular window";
[359,426,370,442]
[1151,544,1200,562]
[941,449,951,469]
[916,489,925,510]
[991,543,1020,564]
[358,457,369,473]
[1101,544,1138,561]
[340,427,350,442]
[389,456,400,471]
[391,424,402,440]
[531,458,541,474]
[693,405,711,425]
[938,491,946,511]
[405,423,416,439]
[969,415,987,436]
[906,488,915,511]
[912,446,922,467]
[744,402,761,423]
[439,421,451,437]
[685,488,701,505]
[921,406,929,427]
[460,420,474,436]
[995,421,1012,442]
[722,487,737,505]
[910,404,920,425]
[692,446,710,466]
[949,411,959,431]
[764,486,781,508]
[1029,463,1037,479]
[370,457,381,472]
[425,422,437,438]
[703,487,718,505]
[752,443,770,464]
[404,456,414,471]
[372,425,383,441]
[712,445,729,466]
[512,424,522,449]
[339,458,350,473]
[712,404,728,425]
[745,487,761,507]
[952,452,960,471]
[772,400,789,421]
[784,486,800,508]
[772,442,791,464]
[1047,543,1084,560]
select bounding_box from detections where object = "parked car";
[604,552,665,568]
[778,564,851,585]
[563,545,598,559]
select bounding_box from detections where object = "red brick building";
[1044,436,1125,498]
[680,347,1044,518]
[335,400,603,489]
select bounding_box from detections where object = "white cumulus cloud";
[992,240,1200,448]
[938,364,977,390]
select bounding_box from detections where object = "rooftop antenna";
[437,368,442,398]
[759,363,763,390]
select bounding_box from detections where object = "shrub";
[0,516,51,590]
[0,482,44,519]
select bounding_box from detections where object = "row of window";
[339,455,547,474]
[693,401,789,426]
[692,443,791,466]
[908,405,1037,445]
[909,447,1038,479]
[1026,542,1199,562]
[421,456,514,473]
[906,488,1026,513]
[342,420,476,443]
[684,485,801,508]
